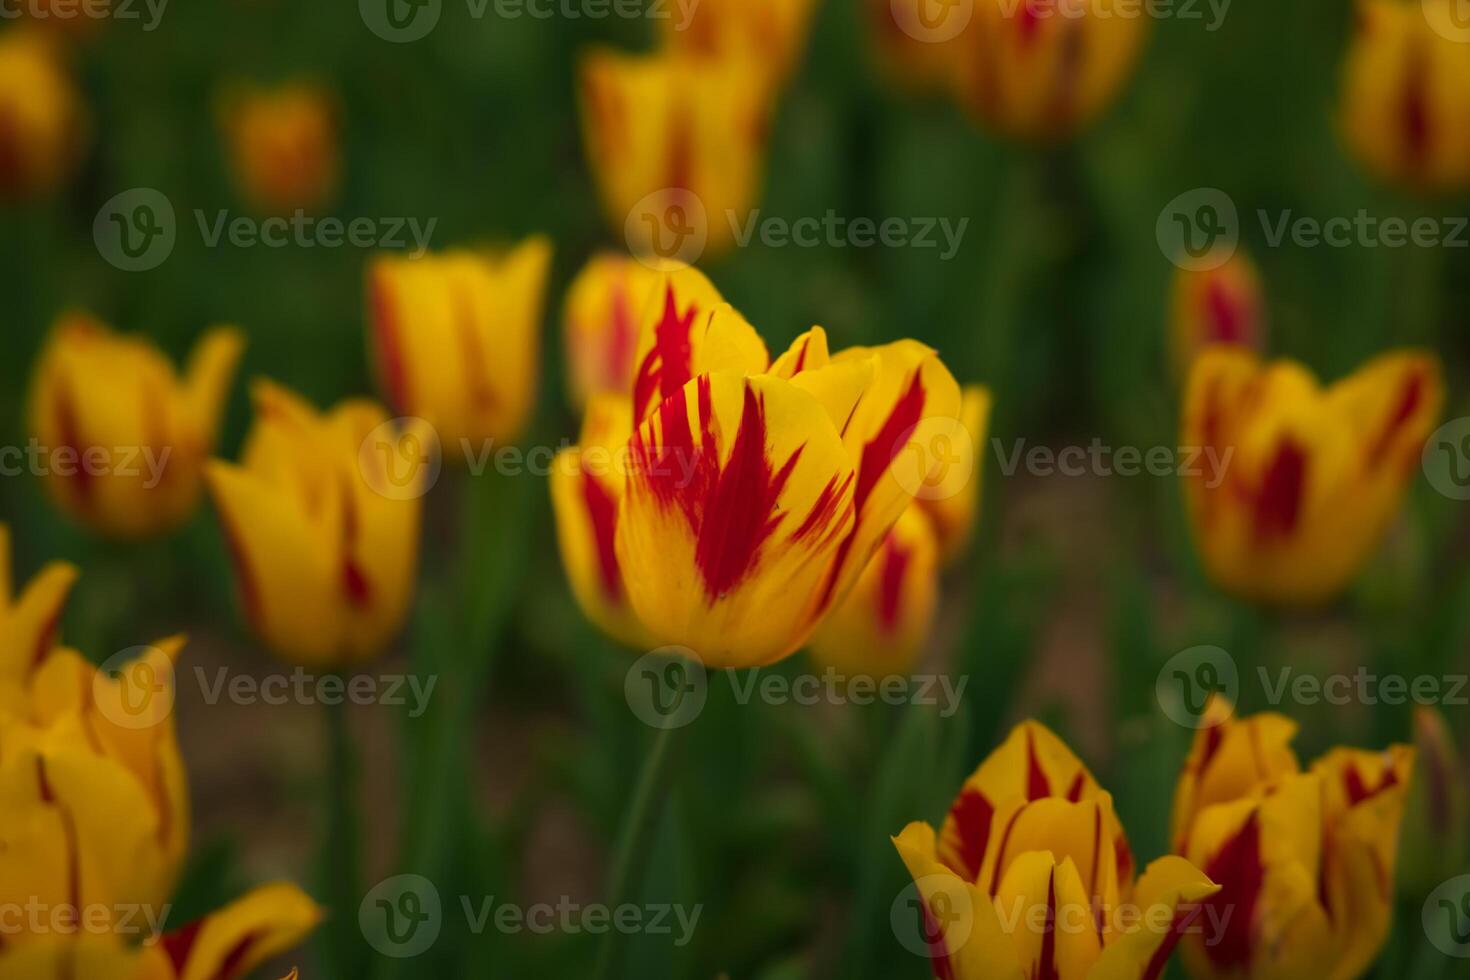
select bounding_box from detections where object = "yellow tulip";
[893,720,1219,980]
[218,80,339,214]
[562,251,662,410]
[205,380,426,668]
[1170,701,1413,980]
[950,0,1149,141]
[369,236,553,458]
[1339,0,1470,193]
[27,313,245,540]
[1181,346,1442,605]
[1169,247,1266,383]
[659,0,821,88]
[0,30,83,198]
[0,525,76,692]
[579,46,773,261]
[1398,706,1469,897]
[807,505,939,678]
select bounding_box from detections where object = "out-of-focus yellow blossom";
[368,236,553,457]
[1398,706,1469,897]
[205,381,426,668]
[0,30,83,198]
[562,252,662,410]
[1171,700,1414,980]
[893,721,1219,980]
[659,0,821,88]
[1340,0,1470,193]
[218,80,339,214]
[579,46,773,261]
[27,313,245,540]
[950,0,1149,141]
[0,525,76,695]
[867,0,969,94]
[1180,346,1442,605]
[1169,247,1266,382]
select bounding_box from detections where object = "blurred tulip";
[1181,346,1442,605]
[808,506,939,678]
[0,635,320,979]
[205,381,426,668]
[1169,247,1266,382]
[218,80,339,214]
[0,30,83,198]
[867,0,968,94]
[660,0,821,88]
[562,251,661,410]
[369,236,553,459]
[1171,701,1413,980]
[579,46,773,261]
[916,383,992,566]
[950,0,1149,141]
[1398,706,1469,897]
[27,313,245,540]
[893,721,1219,980]
[1340,0,1470,193]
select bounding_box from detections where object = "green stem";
[592,722,683,980]
[323,694,365,980]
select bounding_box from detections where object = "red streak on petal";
[340,479,372,610]
[371,271,410,412]
[31,609,61,672]
[1344,758,1400,806]
[791,472,854,549]
[947,787,995,882]
[1026,726,1051,801]
[989,806,1027,896]
[1401,45,1431,172]
[923,900,959,980]
[1204,278,1248,346]
[876,532,913,634]
[1142,905,1204,980]
[791,336,811,375]
[1252,438,1306,544]
[1201,811,1264,970]
[163,920,262,980]
[1368,369,1424,468]
[53,380,94,507]
[216,507,264,632]
[1017,0,1044,43]
[632,284,699,422]
[452,281,497,415]
[582,472,624,604]
[855,371,928,516]
[1115,834,1134,891]
[1065,772,1086,803]
[667,104,695,195]
[1035,868,1061,980]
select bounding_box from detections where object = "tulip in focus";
[1171,700,1414,980]
[1169,246,1266,382]
[1398,706,1469,897]
[218,80,340,214]
[950,0,1150,141]
[27,313,245,540]
[562,251,661,409]
[0,30,83,198]
[1340,0,1470,193]
[660,0,821,88]
[893,720,1219,979]
[1181,346,1442,605]
[206,381,426,668]
[369,236,552,459]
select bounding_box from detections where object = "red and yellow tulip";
[369,236,553,457]
[205,381,426,668]
[0,30,83,198]
[1170,247,1266,382]
[218,80,339,214]
[1171,701,1413,980]
[562,252,662,410]
[1181,346,1442,605]
[27,313,245,540]
[893,721,1219,979]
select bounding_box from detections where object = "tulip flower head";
[28,313,245,540]
[892,720,1220,979]
[1181,346,1442,605]
[1340,0,1470,193]
[563,252,663,410]
[1169,247,1266,382]
[206,381,426,668]
[369,236,553,458]
[0,30,83,198]
[659,0,821,88]
[1171,700,1414,980]
[218,80,340,214]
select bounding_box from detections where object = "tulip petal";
[161,883,321,980]
[1087,857,1220,980]
[182,326,246,451]
[993,851,1103,980]
[0,523,77,683]
[769,326,831,380]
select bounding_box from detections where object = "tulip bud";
[1181,346,1442,605]
[218,80,339,214]
[562,252,662,410]
[369,236,553,459]
[205,381,426,668]
[1398,706,1469,897]
[27,313,245,540]
[1340,0,1470,193]
[0,31,84,199]
[1169,247,1266,382]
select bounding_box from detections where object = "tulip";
[0,635,320,980]
[1339,0,1470,193]
[1170,701,1414,980]
[807,506,939,678]
[0,524,76,710]
[1169,247,1266,382]
[1398,706,1469,897]
[369,236,553,458]
[579,46,773,261]
[1180,346,1442,605]
[205,380,426,668]
[915,384,992,567]
[562,252,662,410]
[217,80,339,214]
[0,30,83,198]
[867,0,969,94]
[27,313,245,540]
[893,720,1219,979]
[949,0,1150,141]
[659,0,820,88]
